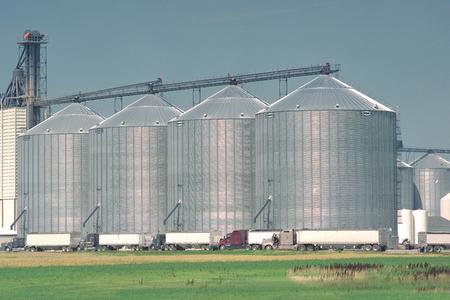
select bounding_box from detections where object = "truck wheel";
[251,244,260,251]
[426,245,434,253]
[5,246,11,252]
[29,247,36,252]
[219,245,226,251]
[297,244,306,251]
[264,245,273,250]
[306,245,315,252]
[363,244,372,251]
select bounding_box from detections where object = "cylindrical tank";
[412,154,450,216]
[17,104,104,236]
[167,86,267,234]
[440,193,450,221]
[412,209,428,244]
[397,209,414,244]
[255,75,397,232]
[89,95,182,235]
[397,160,414,209]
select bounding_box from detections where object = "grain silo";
[89,95,182,235]
[17,103,103,236]
[167,85,267,234]
[255,75,397,232]
[398,160,414,209]
[412,153,450,216]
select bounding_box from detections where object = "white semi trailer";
[296,229,390,251]
[25,233,81,252]
[418,232,450,252]
[248,230,282,250]
[97,234,151,250]
[163,232,221,250]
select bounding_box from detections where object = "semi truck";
[25,233,81,252]
[418,232,450,252]
[261,229,297,250]
[97,234,152,250]
[158,232,222,250]
[217,230,248,250]
[295,229,390,251]
[1,237,25,252]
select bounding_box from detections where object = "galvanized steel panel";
[89,126,170,235]
[255,109,397,232]
[16,104,103,236]
[17,133,91,235]
[89,95,181,235]
[167,86,266,235]
[167,119,257,235]
[268,75,394,112]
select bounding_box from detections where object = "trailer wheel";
[433,245,444,253]
[29,247,36,252]
[168,244,176,251]
[362,244,372,251]
[251,244,260,251]
[425,245,434,253]
[264,245,273,250]
[219,245,226,251]
[372,244,381,252]
[297,244,306,251]
[306,245,315,252]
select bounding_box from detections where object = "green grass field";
[0,252,449,299]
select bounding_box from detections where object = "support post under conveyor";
[10,207,27,231]
[83,203,101,233]
[164,200,182,231]
[254,195,272,229]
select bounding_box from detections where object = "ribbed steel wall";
[167,119,256,234]
[17,133,90,234]
[255,110,397,231]
[413,168,450,216]
[89,126,168,234]
[398,164,414,209]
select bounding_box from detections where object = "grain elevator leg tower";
[20,30,48,128]
[1,30,48,128]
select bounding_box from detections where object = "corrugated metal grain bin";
[255,75,397,232]
[17,104,103,236]
[412,154,450,216]
[167,86,267,234]
[398,160,414,209]
[89,95,182,235]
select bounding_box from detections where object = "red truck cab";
[218,230,248,250]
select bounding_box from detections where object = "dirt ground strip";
[0,252,441,268]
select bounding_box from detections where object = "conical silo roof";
[266,75,394,113]
[97,94,182,128]
[25,103,104,135]
[175,85,267,121]
[411,153,450,169]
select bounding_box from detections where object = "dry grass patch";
[288,262,450,284]
[0,251,403,268]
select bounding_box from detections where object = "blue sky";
[1,0,450,149]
